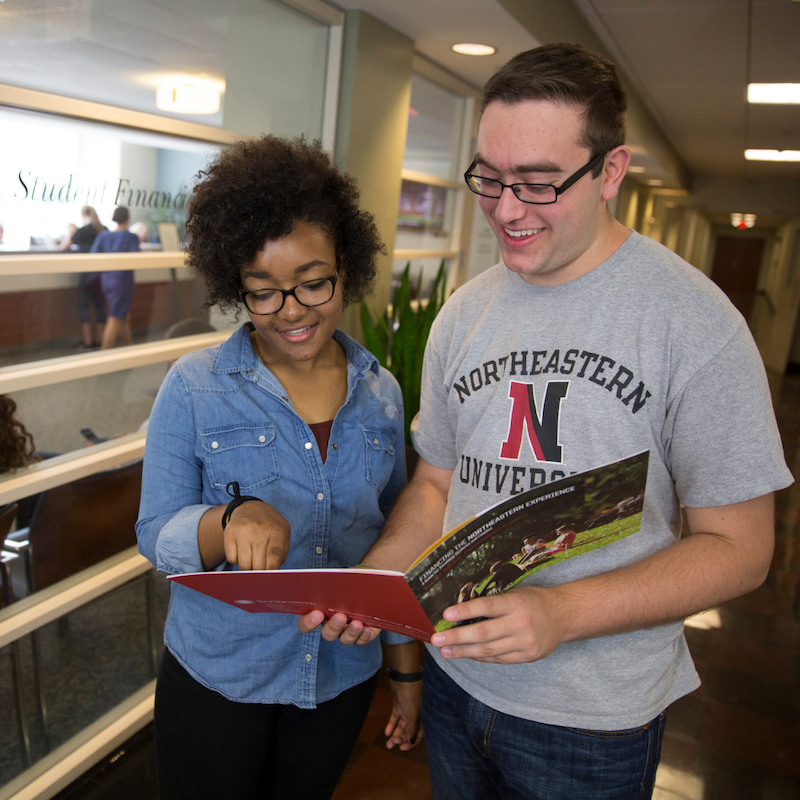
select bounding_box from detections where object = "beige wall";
[334,10,414,340]
[751,221,800,373]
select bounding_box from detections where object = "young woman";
[136,136,422,800]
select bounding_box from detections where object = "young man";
[301,43,792,798]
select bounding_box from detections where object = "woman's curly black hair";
[185,135,385,312]
[0,395,39,475]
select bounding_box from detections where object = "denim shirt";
[136,324,408,708]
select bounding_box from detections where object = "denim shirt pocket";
[200,423,280,493]
[363,427,397,491]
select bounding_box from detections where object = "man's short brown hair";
[482,42,627,176]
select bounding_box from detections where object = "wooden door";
[709,236,766,322]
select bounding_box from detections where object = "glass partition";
[0,266,216,366]
[0,105,221,254]
[0,0,330,137]
[0,570,169,788]
[393,73,469,301]
[8,362,178,455]
[403,74,467,180]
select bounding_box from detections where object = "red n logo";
[500,380,568,462]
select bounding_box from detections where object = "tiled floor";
[55,370,800,800]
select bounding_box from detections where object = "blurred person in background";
[91,206,139,349]
[63,206,108,350]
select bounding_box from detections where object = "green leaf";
[360,260,451,446]
[359,301,388,368]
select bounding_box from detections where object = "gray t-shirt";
[413,230,793,730]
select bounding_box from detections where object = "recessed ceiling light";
[156,79,221,114]
[627,166,646,174]
[647,179,664,186]
[745,149,800,161]
[747,84,800,104]
[451,43,496,56]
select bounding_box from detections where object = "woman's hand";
[381,641,424,750]
[385,678,423,750]
[198,500,290,571]
[224,501,291,570]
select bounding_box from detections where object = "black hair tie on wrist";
[386,668,424,682]
[221,481,260,530]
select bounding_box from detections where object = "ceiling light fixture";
[745,149,800,161]
[451,43,496,56]
[156,79,221,115]
[748,83,800,103]
[627,166,646,174]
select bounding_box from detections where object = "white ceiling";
[1,0,798,219]
[342,0,800,185]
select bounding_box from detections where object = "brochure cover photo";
[407,450,649,632]
[169,451,649,642]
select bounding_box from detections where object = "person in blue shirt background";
[136,135,423,800]
[90,205,140,349]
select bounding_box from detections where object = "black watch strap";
[221,481,260,530]
[386,668,424,682]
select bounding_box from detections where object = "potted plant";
[360,261,448,460]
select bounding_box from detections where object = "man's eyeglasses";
[463,151,607,205]
[239,274,338,315]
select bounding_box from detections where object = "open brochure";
[170,451,649,643]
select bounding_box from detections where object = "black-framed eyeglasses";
[239,274,338,315]
[463,151,607,205]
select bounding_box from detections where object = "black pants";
[154,648,377,800]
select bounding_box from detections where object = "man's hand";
[430,587,563,663]
[223,501,290,571]
[297,610,381,644]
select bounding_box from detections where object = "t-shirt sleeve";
[664,322,793,507]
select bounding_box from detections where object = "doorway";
[709,236,766,322]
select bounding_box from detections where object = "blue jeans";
[422,652,666,800]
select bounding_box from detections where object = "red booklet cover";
[170,568,436,642]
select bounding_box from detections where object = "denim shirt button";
[373,438,379,445]
[259,435,266,443]
[304,653,313,662]
[304,442,313,450]
[245,368,253,374]
[315,546,323,555]
[331,443,338,450]
[389,445,395,454]
[211,441,219,449]
[316,493,324,501]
